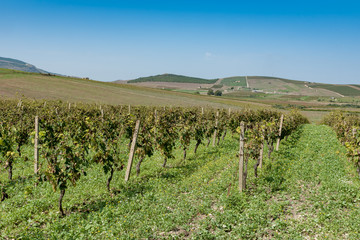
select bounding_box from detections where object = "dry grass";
[0,69,264,109]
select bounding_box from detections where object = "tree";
[215,90,222,96]
[207,89,214,95]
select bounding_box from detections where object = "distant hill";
[0,57,50,74]
[126,74,218,84]
[119,73,360,97]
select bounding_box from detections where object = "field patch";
[221,76,247,87]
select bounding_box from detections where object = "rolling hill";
[0,68,262,109]
[120,74,360,97]
[125,73,218,84]
[0,57,50,74]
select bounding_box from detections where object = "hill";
[126,73,218,84]
[0,68,262,109]
[0,57,50,74]
[122,74,360,97]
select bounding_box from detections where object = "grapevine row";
[0,99,308,216]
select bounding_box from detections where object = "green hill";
[309,83,360,96]
[127,73,218,84]
[220,76,247,87]
[0,57,50,74]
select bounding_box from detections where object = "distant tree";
[194,91,200,95]
[214,90,222,96]
[207,89,214,95]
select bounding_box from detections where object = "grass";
[2,125,360,238]
[127,74,218,84]
[221,77,247,87]
[0,68,264,109]
[309,84,360,96]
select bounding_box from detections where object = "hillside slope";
[121,74,360,97]
[0,57,49,74]
[0,68,263,109]
[126,73,218,84]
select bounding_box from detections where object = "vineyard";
[2,99,360,238]
[322,112,360,175]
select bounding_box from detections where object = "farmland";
[1,68,360,239]
[1,100,360,239]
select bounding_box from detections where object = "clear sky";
[1,0,359,83]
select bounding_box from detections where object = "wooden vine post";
[212,111,219,147]
[154,109,157,135]
[128,105,131,115]
[276,114,284,151]
[259,128,265,169]
[125,120,141,182]
[239,121,245,192]
[34,116,39,175]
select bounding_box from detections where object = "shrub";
[207,89,214,95]
[214,90,222,96]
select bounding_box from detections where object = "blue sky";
[1,0,359,83]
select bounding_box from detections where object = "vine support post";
[259,128,265,169]
[128,105,131,115]
[125,120,141,182]
[201,107,204,115]
[34,116,39,175]
[212,111,219,147]
[239,121,245,192]
[68,102,71,110]
[276,114,284,151]
[154,109,157,135]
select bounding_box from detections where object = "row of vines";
[323,112,360,175]
[0,99,308,216]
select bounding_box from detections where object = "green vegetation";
[2,103,360,238]
[214,90,222,96]
[128,74,218,84]
[221,76,247,87]
[211,84,223,88]
[309,83,360,96]
[0,57,48,74]
[0,100,310,239]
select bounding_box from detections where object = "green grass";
[2,125,360,238]
[309,84,360,96]
[211,84,223,88]
[128,74,218,84]
[221,77,247,87]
